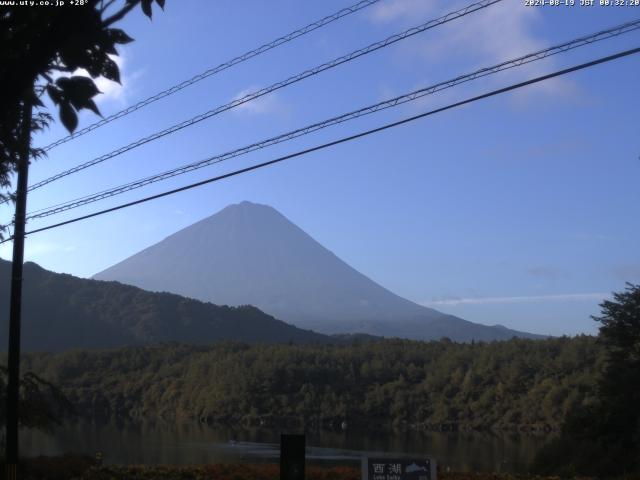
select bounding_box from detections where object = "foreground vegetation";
[19,459,358,480]
[16,456,602,480]
[19,336,603,431]
[0,365,74,430]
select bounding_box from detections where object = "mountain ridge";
[0,258,334,352]
[94,201,544,341]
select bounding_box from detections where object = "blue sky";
[1,0,639,336]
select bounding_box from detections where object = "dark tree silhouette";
[534,284,640,476]
[0,366,74,433]
[0,0,165,207]
[0,2,166,471]
[593,283,640,450]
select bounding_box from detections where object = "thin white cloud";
[370,0,574,103]
[422,292,609,306]
[231,87,281,116]
[369,0,439,23]
[370,0,543,59]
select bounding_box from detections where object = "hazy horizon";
[2,198,631,337]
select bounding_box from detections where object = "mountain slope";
[0,259,332,352]
[94,201,543,341]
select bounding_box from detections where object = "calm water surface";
[21,421,551,473]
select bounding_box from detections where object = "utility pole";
[5,98,33,480]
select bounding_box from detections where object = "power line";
[23,19,640,221]
[26,0,502,193]
[3,46,637,244]
[40,0,383,152]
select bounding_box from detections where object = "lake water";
[20,420,551,473]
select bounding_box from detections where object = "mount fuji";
[94,201,542,341]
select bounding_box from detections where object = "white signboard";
[362,456,436,480]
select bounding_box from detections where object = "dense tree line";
[18,336,603,431]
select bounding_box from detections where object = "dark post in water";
[280,434,305,480]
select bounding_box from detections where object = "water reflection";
[20,420,551,473]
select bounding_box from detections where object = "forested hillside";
[0,259,331,351]
[20,336,603,431]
